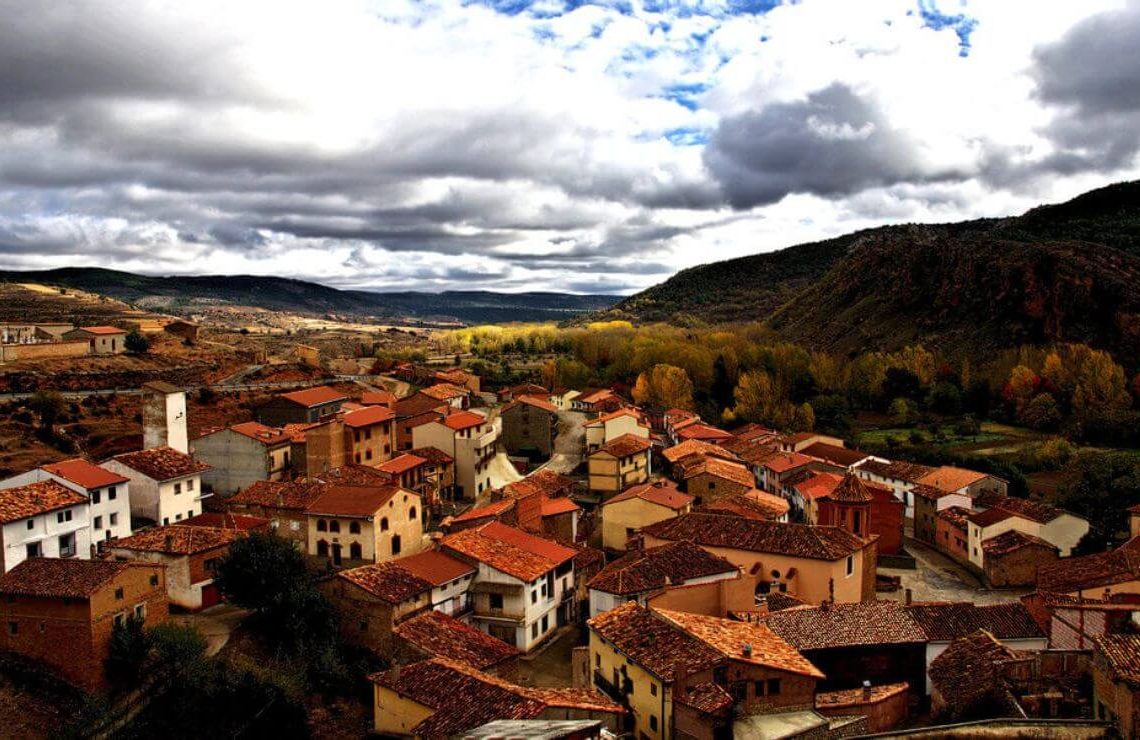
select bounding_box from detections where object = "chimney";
[904,588,912,606]
[862,680,871,702]
[742,643,753,658]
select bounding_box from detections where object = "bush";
[124,330,150,354]
[908,430,927,445]
[955,414,981,437]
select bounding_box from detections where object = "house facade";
[587,435,651,498]
[500,395,559,458]
[0,481,91,572]
[101,447,210,526]
[256,385,348,426]
[306,485,424,567]
[192,422,292,495]
[108,525,241,610]
[412,411,500,500]
[0,459,132,548]
[599,480,692,551]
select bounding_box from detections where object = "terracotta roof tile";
[909,483,952,501]
[360,390,398,406]
[219,421,291,446]
[677,457,755,488]
[937,506,973,529]
[644,512,867,561]
[1036,538,1140,594]
[917,465,994,493]
[815,682,909,710]
[395,611,520,670]
[595,433,651,458]
[442,522,576,581]
[857,460,934,483]
[674,682,734,714]
[762,600,926,650]
[395,394,448,418]
[395,549,475,586]
[587,602,723,682]
[40,458,128,490]
[603,480,692,510]
[76,325,126,335]
[305,484,407,518]
[112,525,242,555]
[377,454,427,475]
[279,385,348,408]
[662,439,738,464]
[440,410,487,431]
[801,443,869,468]
[928,630,1026,717]
[825,473,876,503]
[1095,634,1140,686]
[410,446,455,464]
[982,530,1059,556]
[585,408,643,428]
[0,558,160,599]
[540,497,580,517]
[451,499,515,524]
[676,424,733,442]
[0,480,88,524]
[419,383,469,401]
[176,512,270,531]
[793,472,844,502]
[696,490,789,521]
[906,602,1044,642]
[343,405,395,428]
[339,561,433,603]
[316,465,399,487]
[588,541,738,596]
[763,452,816,474]
[500,470,576,499]
[656,608,823,677]
[230,480,326,511]
[976,495,1068,525]
[110,447,210,481]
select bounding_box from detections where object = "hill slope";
[0,268,616,325]
[587,181,1140,358]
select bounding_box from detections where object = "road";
[0,372,372,401]
[533,410,586,475]
[168,603,249,656]
[879,536,1032,605]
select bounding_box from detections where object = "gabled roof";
[40,458,128,490]
[662,439,738,465]
[305,484,407,518]
[440,410,487,431]
[676,457,755,488]
[409,446,455,464]
[937,506,973,529]
[420,383,469,401]
[603,480,692,510]
[801,442,869,468]
[1095,634,1140,687]
[975,494,1070,525]
[230,480,325,511]
[338,561,432,603]
[395,549,475,586]
[763,451,816,474]
[857,459,934,483]
[584,408,643,428]
[360,390,398,406]
[221,421,291,446]
[587,602,723,682]
[0,558,160,600]
[793,472,844,501]
[674,682,734,714]
[906,602,1044,642]
[74,325,126,335]
[450,499,515,523]
[111,525,241,555]
[500,469,576,499]
[504,395,559,414]
[343,405,396,427]
[0,480,89,524]
[696,490,789,521]
[109,447,210,481]
[762,600,926,650]
[655,609,824,678]
[588,541,738,596]
[824,474,876,504]
[176,512,269,531]
[1036,537,1140,594]
[395,394,448,417]
[676,424,733,442]
[982,530,1059,556]
[395,610,520,670]
[644,512,867,561]
[917,465,994,493]
[278,385,347,408]
[377,453,427,475]
[928,630,1026,717]
[442,522,576,581]
[594,433,651,458]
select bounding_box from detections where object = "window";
[845,555,854,576]
[852,510,861,531]
[174,483,182,495]
[317,540,329,557]
[56,510,72,524]
[114,587,124,600]
[163,518,169,525]
[409,507,417,521]
[350,542,362,560]
[26,519,33,531]
[113,613,125,628]
[349,521,361,534]
[149,575,159,587]
[316,519,327,532]
[329,520,340,533]
[595,653,601,668]
[649,715,657,732]
[7,622,16,636]
[108,486,117,500]
[650,683,657,696]
[25,542,41,559]
[541,615,548,632]
[531,590,538,604]
[391,535,401,556]
[490,593,504,610]
[187,480,194,492]
[92,490,101,504]
[380,517,389,532]
[134,604,146,620]
[110,513,118,526]
[94,516,103,530]
[58,534,75,557]
[175,513,182,521]
[531,623,538,638]
[731,682,746,701]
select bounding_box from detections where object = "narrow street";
[879,536,1032,605]
[533,410,586,475]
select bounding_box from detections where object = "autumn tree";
[632,364,695,410]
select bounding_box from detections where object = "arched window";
[381,517,389,532]
[316,540,329,557]
[316,519,327,532]
[349,521,361,534]
[349,542,363,560]
[329,520,341,533]
[409,506,417,521]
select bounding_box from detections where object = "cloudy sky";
[2,0,1139,294]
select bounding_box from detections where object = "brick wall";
[984,543,1058,587]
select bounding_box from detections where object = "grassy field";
[854,422,1043,457]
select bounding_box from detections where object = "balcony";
[593,670,630,703]
[471,605,526,622]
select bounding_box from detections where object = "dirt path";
[534,410,586,475]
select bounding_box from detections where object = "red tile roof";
[343,405,395,428]
[500,470,576,499]
[316,465,398,487]
[793,472,844,502]
[441,410,487,431]
[801,442,869,468]
[696,490,788,521]
[338,561,432,603]
[360,390,398,406]
[110,447,210,481]
[1095,634,1140,687]
[112,525,241,555]
[857,460,934,483]
[676,424,733,442]
[0,558,161,599]
[603,480,692,511]
[395,549,475,586]
[917,466,994,493]
[927,630,1026,717]
[816,682,909,710]
[450,499,515,524]
[594,433,651,458]
[982,530,1059,556]
[587,602,723,682]
[906,602,1044,642]
[588,540,738,596]
[76,325,126,335]
[540,497,579,517]
[763,451,815,474]
[762,600,926,650]
[176,512,270,531]
[305,484,407,518]
[910,483,952,501]
[378,453,427,475]
[678,457,755,488]
[937,506,973,529]
[825,473,876,504]
[279,385,348,408]
[1036,538,1140,594]
[222,421,291,445]
[674,682,734,714]
[662,439,738,464]
[420,383,469,401]
[395,394,448,418]
[230,480,325,511]
[976,494,1068,525]
[585,408,643,427]
[40,458,128,490]
[442,522,576,581]
[506,395,559,414]
[410,446,455,465]
[0,480,88,524]
[644,512,867,561]
[395,610,520,670]
[655,608,823,677]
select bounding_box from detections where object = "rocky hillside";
[586,181,1140,359]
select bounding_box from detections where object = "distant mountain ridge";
[0,268,617,325]
[585,180,1140,360]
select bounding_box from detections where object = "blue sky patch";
[916,0,978,57]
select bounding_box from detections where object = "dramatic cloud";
[0,0,1137,294]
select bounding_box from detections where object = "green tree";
[124,330,151,354]
[889,397,918,427]
[27,391,64,429]
[926,381,962,415]
[1020,392,1062,431]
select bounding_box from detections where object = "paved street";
[879,536,1032,605]
[533,410,586,475]
[168,603,250,656]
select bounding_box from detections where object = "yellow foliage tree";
[631,364,695,410]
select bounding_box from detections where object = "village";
[0,320,1135,740]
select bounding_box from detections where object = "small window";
[94,516,103,530]
[531,623,538,638]
[767,678,781,696]
[174,483,182,495]
[113,613,125,628]
[108,486,117,500]
[649,715,658,732]
[349,521,361,534]
[56,510,72,524]
[7,622,16,636]
[25,520,33,531]
[391,535,401,556]
[110,513,118,526]
[409,507,417,521]
[114,588,124,600]
[134,604,145,620]
[92,490,101,505]
[187,480,194,492]
[595,653,601,667]
[650,683,657,696]
[380,517,389,532]
[531,590,538,604]
[149,575,159,587]
[329,520,340,533]
[316,519,327,532]
[490,593,504,609]
[846,555,854,576]
[175,513,182,521]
